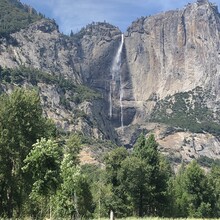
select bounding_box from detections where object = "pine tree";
[104,147,130,217]
[119,134,171,217]
[172,160,213,218]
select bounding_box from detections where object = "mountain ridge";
[1,0,220,166]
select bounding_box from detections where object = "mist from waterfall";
[109,34,124,128]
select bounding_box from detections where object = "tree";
[156,155,173,216]
[0,88,55,218]
[104,147,129,217]
[119,156,150,217]
[184,160,212,217]
[70,30,74,37]
[136,134,169,216]
[81,164,112,219]
[53,134,94,219]
[105,147,129,187]
[168,165,189,217]
[172,160,213,218]
[207,165,220,217]
[120,133,171,217]
[22,138,61,218]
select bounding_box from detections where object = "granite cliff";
[1,0,220,165]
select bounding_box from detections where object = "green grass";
[95,218,220,220]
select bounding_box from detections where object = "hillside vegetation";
[0,0,43,36]
[151,87,220,135]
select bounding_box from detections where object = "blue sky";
[20,0,220,34]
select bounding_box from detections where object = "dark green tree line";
[170,160,216,218]
[1,88,220,219]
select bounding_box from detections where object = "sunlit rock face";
[124,0,220,124]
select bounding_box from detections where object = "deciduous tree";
[0,88,55,218]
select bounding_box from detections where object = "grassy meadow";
[97,218,220,220]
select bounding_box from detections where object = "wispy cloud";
[20,0,219,34]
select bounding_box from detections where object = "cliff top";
[126,0,219,33]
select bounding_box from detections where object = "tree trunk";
[110,210,114,220]
[7,187,13,218]
[139,190,143,217]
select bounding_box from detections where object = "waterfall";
[119,72,124,129]
[109,34,124,128]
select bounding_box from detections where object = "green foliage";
[170,160,214,218]
[81,164,113,218]
[65,134,82,165]
[197,155,220,168]
[0,0,43,36]
[151,87,220,135]
[126,134,171,217]
[0,66,101,106]
[70,21,116,41]
[134,133,159,165]
[0,66,71,87]
[73,85,101,104]
[207,165,220,216]
[104,147,130,217]
[1,88,220,219]
[22,138,61,219]
[0,88,55,218]
[23,138,61,198]
[184,161,211,217]
[102,134,171,218]
[105,147,129,187]
[119,156,150,217]
[52,134,94,219]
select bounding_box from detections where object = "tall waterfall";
[119,71,124,129]
[109,34,124,128]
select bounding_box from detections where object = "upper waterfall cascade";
[109,34,124,128]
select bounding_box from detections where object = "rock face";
[150,124,220,164]
[0,20,121,143]
[1,0,220,164]
[0,20,79,80]
[124,0,220,125]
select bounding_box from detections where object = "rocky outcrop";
[0,19,81,81]
[153,124,220,162]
